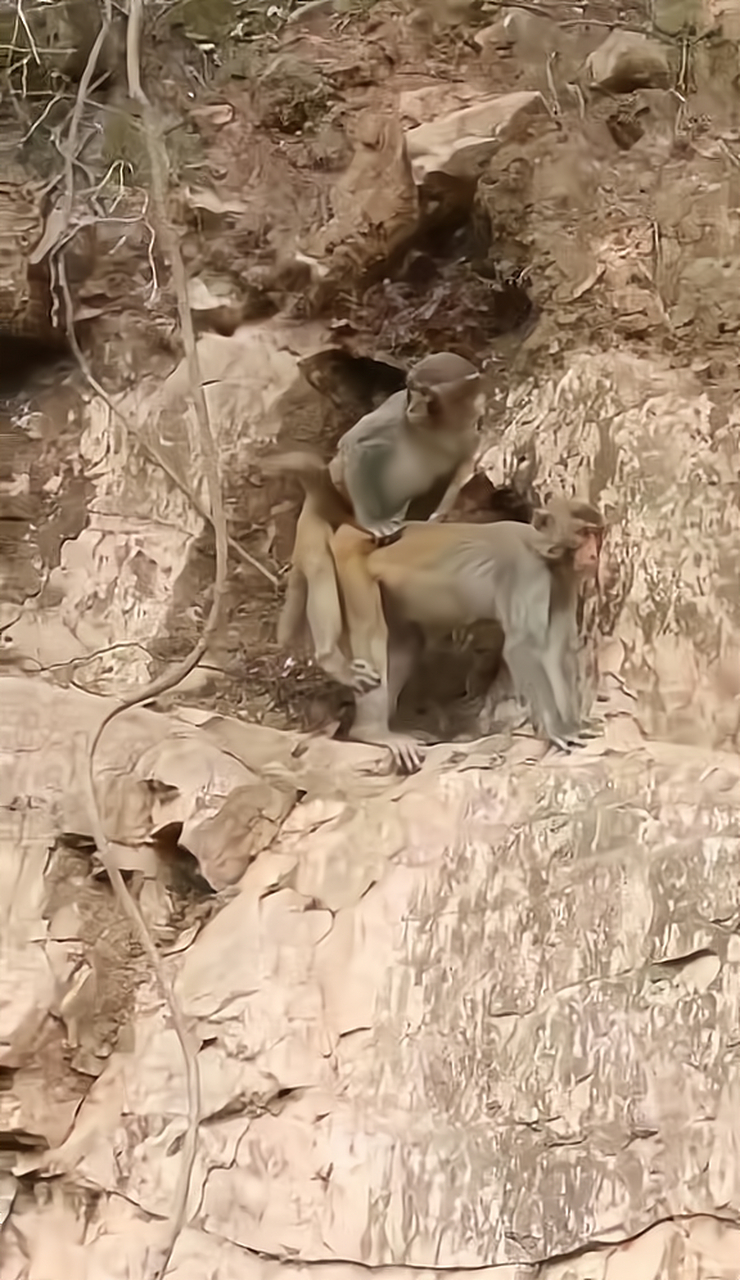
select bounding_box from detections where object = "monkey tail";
[276,566,308,647]
[261,450,332,496]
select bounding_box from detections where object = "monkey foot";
[547,736,583,754]
[350,728,426,774]
[548,729,599,753]
[580,716,606,737]
[348,658,382,693]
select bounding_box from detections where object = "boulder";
[586,31,671,94]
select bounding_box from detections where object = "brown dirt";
[43,843,149,1065]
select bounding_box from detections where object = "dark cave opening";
[0,334,73,400]
[297,347,408,422]
[338,177,536,362]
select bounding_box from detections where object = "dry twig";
[56,3,112,238]
[48,1,259,1275]
[55,273,278,587]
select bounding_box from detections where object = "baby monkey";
[267,351,484,689]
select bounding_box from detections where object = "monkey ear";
[532,506,553,531]
[434,372,481,403]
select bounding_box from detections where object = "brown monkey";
[267,352,483,688]
[330,499,606,771]
[267,452,380,693]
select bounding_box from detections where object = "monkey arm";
[341,442,407,536]
[428,458,476,522]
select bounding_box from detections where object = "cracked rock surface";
[1,1,739,1278]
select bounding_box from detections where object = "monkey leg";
[349,633,426,773]
[292,502,379,693]
[304,550,379,692]
[277,565,308,648]
[330,524,390,685]
[332,526,426,773]
[503,639,576,752]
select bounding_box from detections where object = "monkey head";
[534,497,606,580]
[405,352,483,433]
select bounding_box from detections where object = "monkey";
[266,351,484,689]
[328,499,606,772]
[329,351,483,539]
[346,461,542,723]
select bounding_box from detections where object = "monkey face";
[574,526,603,579]
[533,499,607,584]
[407,374,483,432]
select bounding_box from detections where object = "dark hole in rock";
[152,828,215,898]
[152,822,185,853]
[0,335,73,399]
[299,348,407,417]
[339,173,535,357]
[417,173,480,238]
[0,1125,47,1151]
[607,111,645,150]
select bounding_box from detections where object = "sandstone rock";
[405,90,548,181]
[474,9,562,58]
[586,31,671,94]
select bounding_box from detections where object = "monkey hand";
[380,732,426,774]
[349,658,382,694]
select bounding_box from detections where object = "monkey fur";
[329,350,483,538]
[266,351,484,688]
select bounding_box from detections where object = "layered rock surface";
[1,2,739,1277]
